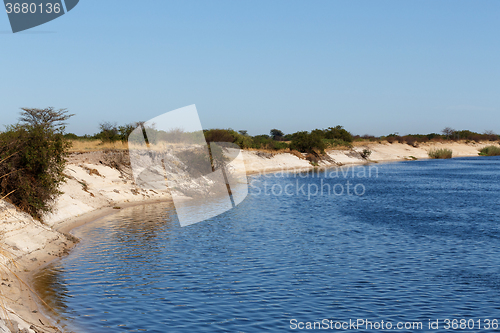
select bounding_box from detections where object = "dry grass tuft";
[69,139,128,152]
[479,145,500,156]
[288,149,306,159]
[428,148,453,159]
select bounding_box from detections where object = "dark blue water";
[35,157,500,332]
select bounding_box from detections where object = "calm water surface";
[34,157,500,332]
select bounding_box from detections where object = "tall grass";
[428,148,453,159]
[478,145,500,156]
[69,139,128,152]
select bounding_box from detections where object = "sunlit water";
[34,157,500,332]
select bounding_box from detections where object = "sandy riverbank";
[0,140,497,332]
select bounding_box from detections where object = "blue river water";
[34,157,500,332]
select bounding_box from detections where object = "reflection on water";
[33,265,69,316]
[33,203,178,330]
[34,157,500,332]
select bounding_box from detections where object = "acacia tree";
[270,129,284,141]
[19,107,74,129]
[97,122,119,142]
[0,107,73,219]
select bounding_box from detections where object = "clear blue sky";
[1,0,499,136]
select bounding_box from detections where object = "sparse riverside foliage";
[0,108,73,219]
[479,146,500,156]
[67,123,500,162]
[361,148,372,159]
[428,148,453,159]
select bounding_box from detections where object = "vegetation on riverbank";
[2,106,500,219]
[66,123,499,155]
[428,148,453,159]
[0,108,73,219]
[478,145,500,156]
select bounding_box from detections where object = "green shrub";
[360,148,372,159]
[426,133,442,140]
[385,136,396,144]
[272,141,289,150]
[0,107,73,219]
[403,136,417,146]
[232,131,253,149]
[384,134,402,143]
[64,133,79,140]
[359,135,377,141]
[478,145,500,156]
[323,126,353,142]
[270,129,284,141]
[428,148,453,159]
[289,131,326,154]
[250,134,272,149]
[323,138,352,148]
[118,124,136,142]
[95,122,120,142]
[204,129,235,143]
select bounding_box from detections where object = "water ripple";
[33,157,500,332]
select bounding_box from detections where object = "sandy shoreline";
[0,141,498,332]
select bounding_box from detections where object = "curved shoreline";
[11,198,174,333]
[26,198,176,332]
[1,141,496,332]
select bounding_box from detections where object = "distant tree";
[63,133,79,140]
[270,129,284,141]
[483,130,499,141]
[426,133,441,140]
[289,131,326,154]
[362,134,377,141]
[442,127,455,139]
[238,130,248,136]
[324,125,353,142]
[97,122,119,142]
[484,130,495,136]
[118,123,136,142]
